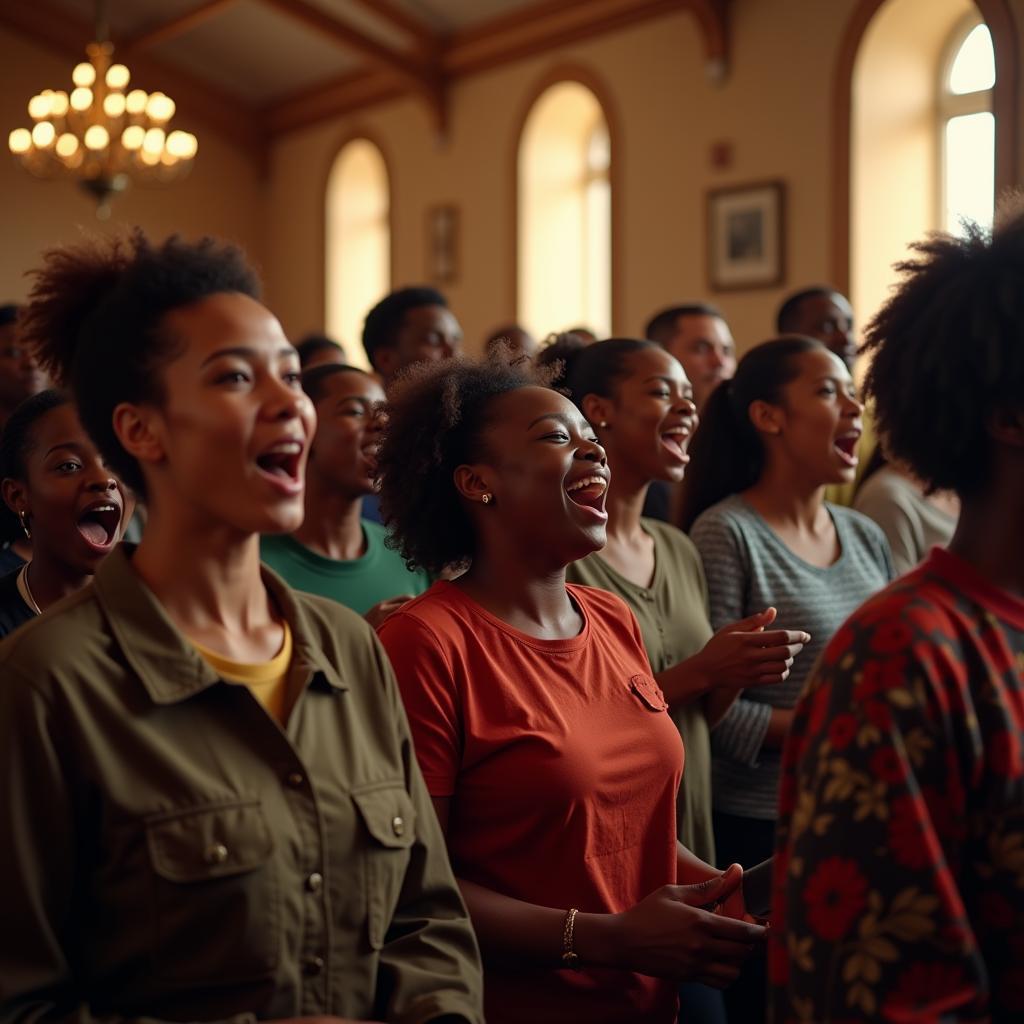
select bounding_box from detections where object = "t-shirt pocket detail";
[630,674,668,712]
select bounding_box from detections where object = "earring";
[18,511,31,540]
[598,421,609,429]
[481,493,493,505]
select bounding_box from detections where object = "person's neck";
[457,546,577,637]
[948,470,1024,598]
[743,461,827,530]
[292,478,365,561]
[604,463,651,547]
[132,503,273,635]
[24,549,92,612]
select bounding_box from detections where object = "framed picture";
[427,204,459,285]
[707,181,785,291]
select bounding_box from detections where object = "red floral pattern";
[769,548,1024,1024]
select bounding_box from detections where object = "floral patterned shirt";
[770,546,1024,1023]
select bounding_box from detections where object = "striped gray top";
[690,494,893,820]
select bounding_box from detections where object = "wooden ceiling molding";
[0,0,264,159]
[266,0,730,137]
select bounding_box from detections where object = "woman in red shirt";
[376,358,764,1024]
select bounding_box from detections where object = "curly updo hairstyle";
[375,356,534,575]
[862,211,1024,498]
[18,230,260,497]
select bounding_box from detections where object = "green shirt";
[261,520,429,616]
[567,518,716,864]
[0,545,483,1024]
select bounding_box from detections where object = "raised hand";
[693,607,810,689]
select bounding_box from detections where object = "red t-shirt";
[378,580,683,1024]
[771,546,1024,1023]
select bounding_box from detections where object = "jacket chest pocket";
[145,799,279,984]
[351,784,416,949]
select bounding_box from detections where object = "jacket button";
[306,872,323,893]
[204,843,229,865]
[286,772,305,788]
[303,955,324,976]
[391,815,405,837]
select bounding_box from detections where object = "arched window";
[518,81,612,339]
[325,138,390,368]
[940,19,996,233]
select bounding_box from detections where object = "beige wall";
[264,0,876,357]
[0,24,265,306]
[3,0,1021,357]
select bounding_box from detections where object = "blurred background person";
[261,362,428,626]
[295,331,347,369]
[484,323,537,363]
[0,390,129,636]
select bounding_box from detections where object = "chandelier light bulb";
[72,62,96,87]
[146,93,175,122]
[50,91,70,118]
[142,127,166,154]
[70,87,93,112]
[103,93,127,117]
[84,125,110,150]
[140,147,161,167]
[56,133,79,158]
[121,125,145,150]
[8,128,32,155]
[32,121,56,148]
[106,64,130,90]
[28,94,51,120]
[125,89,148,115]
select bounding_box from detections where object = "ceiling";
[4,0,727,153]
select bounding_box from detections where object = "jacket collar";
[93,544,348,705]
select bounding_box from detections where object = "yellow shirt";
[193,621,293,724]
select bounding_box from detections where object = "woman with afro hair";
[0,231,483,1024]
[375,356,765,1024]
[771,210,1024,1021]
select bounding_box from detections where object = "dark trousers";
[678,981,727,1024]
[713,811,776,1024]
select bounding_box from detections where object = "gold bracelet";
[561,907,581,970]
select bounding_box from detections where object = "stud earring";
[481,493,493,505]
[598,421,609,429]
[18,511,31,539]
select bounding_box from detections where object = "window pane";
[949,23,995,95]
[944,111,994,234]
[325,140,390,369]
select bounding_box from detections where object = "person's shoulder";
[642,517,702,561]
[0,583,106,684]
[377,582,465,639]
[831,502,891,551]
[689,496,751,552]
[691,494,750,531]
[566,581,639,629]
[288,585,372,637]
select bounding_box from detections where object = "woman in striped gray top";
[679,336,893,1023]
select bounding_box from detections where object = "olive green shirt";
[567,518,716,864]
[0,545,483,1024]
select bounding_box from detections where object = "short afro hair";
[644,303,723,345]
[775,287,839,334]
[375,356,533,575]
[300,362,372,405]
[361,286,447,372]
[862,211,1024,497]
[0,389,71,482]
[295,333,345,367]
[19,231,260,497]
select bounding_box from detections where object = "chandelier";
[7,2,198,218]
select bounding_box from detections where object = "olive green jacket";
[0,546,483,1024]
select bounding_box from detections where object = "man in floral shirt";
[770,210,1024,1022]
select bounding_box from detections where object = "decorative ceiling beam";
[265,66,407,137]
[266,0,728,138]
[119,0,240,53]
[346,0,439,54]
[258,0,444,136]
[0,0,265,161]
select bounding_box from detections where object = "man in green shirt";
[262,364,429,624]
